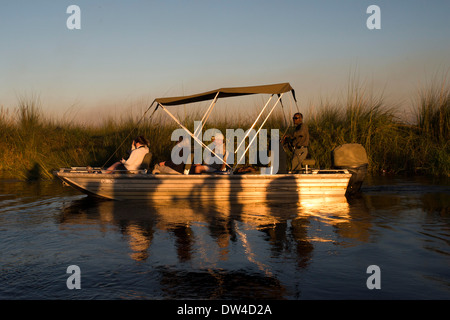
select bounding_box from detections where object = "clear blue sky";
[1,0,449,122]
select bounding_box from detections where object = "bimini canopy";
[154,82,296,106]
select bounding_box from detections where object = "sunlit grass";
[412,73,450,175]
[1,77,449,180]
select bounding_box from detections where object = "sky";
[1,0,449,123]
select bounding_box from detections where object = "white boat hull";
[55,168,351,200]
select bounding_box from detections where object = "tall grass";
[412,74,450,175]
[415,76,450,143]
[308,80,408,174]
[1,78,449,180]
[306,76,449,176]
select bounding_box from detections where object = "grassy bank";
[308,78,450,176]
[1,80,449,180]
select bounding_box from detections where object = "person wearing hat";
[192,133,227,174]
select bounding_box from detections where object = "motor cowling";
[332,143,368,196]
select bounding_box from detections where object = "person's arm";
[123,149,141,168]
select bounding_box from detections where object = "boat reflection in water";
[3,176,447,299]
[59,195,370,266]
[59,195,372,298]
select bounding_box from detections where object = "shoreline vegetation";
[1,79,449,181]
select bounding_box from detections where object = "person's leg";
[152,164,162,174]
[194,165,207,174]
[193,164,215,174]
[291,147,308,172]
[106,162,126,173]
[160,166,182,174]
[153,164,182,174]
[106,162,120,173]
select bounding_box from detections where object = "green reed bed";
[307,83,406,175]
[308,78,449,176]
[413,77,450,176]
[1,80,449,180]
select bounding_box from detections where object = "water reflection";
[2,177,449,299]
[59,196,368,266]
[58,196,369,298]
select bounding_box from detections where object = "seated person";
[191,133,228,174]
[152,137,186,174]
[152,159,184,174]
[106,136,150,173]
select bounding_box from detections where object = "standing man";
[283,112,309,172]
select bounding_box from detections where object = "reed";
[307,81,407,174]
[412,74,450,175]
[1,78,449,180]
[305,75,449,176]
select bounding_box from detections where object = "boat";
[54,83,366,201]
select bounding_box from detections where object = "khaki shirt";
[292,123,309,148]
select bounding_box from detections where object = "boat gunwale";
[54,170,352,180]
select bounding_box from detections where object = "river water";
[0,175,449,300]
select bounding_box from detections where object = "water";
[0,176,449,300]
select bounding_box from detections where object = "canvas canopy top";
[104,82,297,170]
[154,82,296,106]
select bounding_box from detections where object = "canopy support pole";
[158,102,231,170]
[194,91,220,137]
[101,100,158,168]
[233,93,284,171]
[235,94,274,153]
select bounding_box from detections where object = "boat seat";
[301,159,316,172]
[139,152,152,171]
[301,159,316,167]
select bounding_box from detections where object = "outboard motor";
[332,143,368,196]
